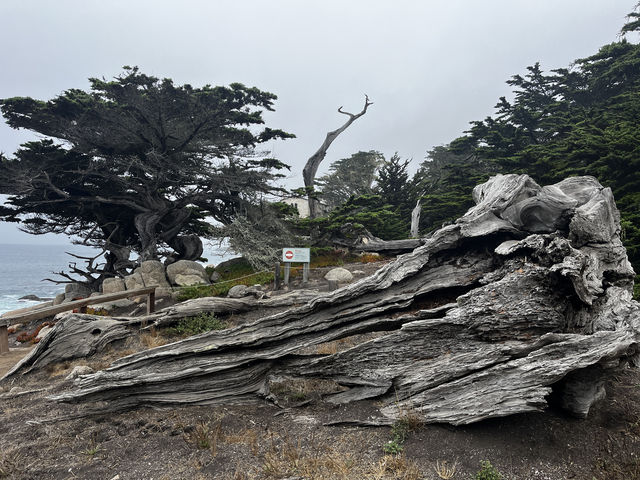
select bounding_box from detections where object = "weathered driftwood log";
[50,174,639,425]
[1,290,320,379]
[330,222,423,254]
[5,316,131,376]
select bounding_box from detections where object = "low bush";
[476,460,503,480]
[165,313,228,337]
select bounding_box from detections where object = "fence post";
[274,263,281,290]
[303,262,309,284]
[284,263,290,286]
[0,324,8,355]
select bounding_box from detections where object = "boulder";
[166,260,209,286]
[88,299,136,311]
[210,271,221,282]
[135,260,171,288]
[124,272,145,291]
[227,285,248,298]
[227,285,263,299]
[102,277,126,294]
[64,283,92,301]
[173,274,208,287]
[52,293,66,306]
[324,267,354,283]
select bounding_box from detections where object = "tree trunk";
[302,96,373,218]
[37,175,640,425]
[410,200,421,238]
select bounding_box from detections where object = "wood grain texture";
[34,174,640,424]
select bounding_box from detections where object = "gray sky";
[0,0,635,245]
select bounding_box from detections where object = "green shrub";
[382,419,410,455]
[475,460,503,480]
[165,313,227,336]
[175,284,214,301]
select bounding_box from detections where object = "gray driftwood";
[46,174,639,425]
[1,290,320,380]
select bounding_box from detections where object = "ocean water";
[0,243,100,315]
[0,242,235,315]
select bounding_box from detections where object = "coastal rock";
[19,294,51,302]
[227,285,248,298]
[166,260,209,286]
[324,267,353,283]
[88,299,136,311]
[102,278,126,294]
[173,274,208,286]
[53,293,66,306]
[64,283,92,301]
[135,260,171,288]
[124,272,145,291]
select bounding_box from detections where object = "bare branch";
[302,95,373,218]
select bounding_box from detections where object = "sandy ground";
[0,347,33,377]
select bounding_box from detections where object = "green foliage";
[634,275,640,301]
[175,284,216,301]
[300,194,409,241]
[316,150,384,210]
[475,460,503,480]
[382,419,410,455]
[0,67,293,277]
[165,313,227,336]
[415,16,640,273]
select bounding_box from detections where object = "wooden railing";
[0,286,157,355]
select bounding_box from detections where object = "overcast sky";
[0,0,635,245]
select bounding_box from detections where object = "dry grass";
[224,427,260,455]
[260,432,424,480]
[139,329,170,349]
[269,377,345,403]
[0,448,24,479]
[184,420,224,456]
[435,459,458,479]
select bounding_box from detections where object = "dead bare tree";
[302,95,373,218]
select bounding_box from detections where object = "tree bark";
[302,96,373,218]
[410,200,421,238]
[31,175,640,425]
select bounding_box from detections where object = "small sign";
[282,248,310,263]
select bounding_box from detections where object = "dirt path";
[0,347,33,377]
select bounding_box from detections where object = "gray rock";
[210,271,221,282]
[166,260,209,286]
[64,283,92,301]
[324,268,353,283]
[19,294,51,302]
[135,260,171,288]
[124,272,145,291]
[88,299,136,311]
[227,285,248,298]
[102,277,126,294]
[174,274,208,286]
[65,365,95,381]
[53,293,66,306]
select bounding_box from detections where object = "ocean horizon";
[0,242,235,315]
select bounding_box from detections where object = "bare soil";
[1,260,639,480]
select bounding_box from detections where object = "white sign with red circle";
[282,248,310,263]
